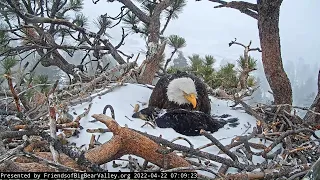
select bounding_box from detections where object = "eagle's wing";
[148,75,170,109]
[194,75,211,114]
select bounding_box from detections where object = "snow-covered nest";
[66,83,276,177]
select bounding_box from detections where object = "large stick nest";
[0,64,319,180]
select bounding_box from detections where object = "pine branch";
[207,0,258,19]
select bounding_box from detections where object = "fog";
[80,0,320,112]
[2,0,318,115]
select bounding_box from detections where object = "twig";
[67,83,125,106]
[38,132,105,172]
[47,80,60,163]
[171,137,194,149]
[0,137,27,164]
[124,116,133,121]
[4,74,21,112]
[103,105,115,119]
[287,170,308,180]
[261,128,319,156]
[200,130,238,162]
[22,152,81,172]
[260,103,320,116]
[133,129,258,171]
[141,121,156,129]
[74,103,92,122]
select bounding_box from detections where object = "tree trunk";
[257,0,292,108]
[138,18,164,84]
[138,57,162,84]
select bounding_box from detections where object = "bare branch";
[206,0,258,19]
[116,0,151,23]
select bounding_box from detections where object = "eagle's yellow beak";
[183,93,197,108]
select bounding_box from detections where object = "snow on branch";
[207,0,259,19]
[85,114,191,169]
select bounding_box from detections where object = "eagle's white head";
[166,77,198,108]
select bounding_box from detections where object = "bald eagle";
[148,71,211,114]
[132,71,235,136]
[132,108,239,136]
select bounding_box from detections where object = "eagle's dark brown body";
[148,72,211,114]
[132,108,240,136]
[155,109,228,136]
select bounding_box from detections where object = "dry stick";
[13,122,80,131]
[282,136,293,160]
[142,160,149,171]
[239,145,253,162]
[272,105,281,122]
[3,125,102,172]
[124,116,133,121]
[38,132,105,172]
[259,103,320,117]
[58,62,136,100]
[303,156,320,179]
[186,159,203,167]
[0,85,9,112]
[74,103,92,122]
[233,150,250,165]
[0,159,26,172]
[279,122,285,132]
[219,127,258,154]
[261,128,319,156]
[241,122,252,135]
[218,164,229,176]
[4,74,21,112]
[289,145,313,154]
[89,135,96,150]
[217,127,258,174]
[68,83,124,106]
[141,121,156,129]
[238,100,268,130]
[200,130,238,162]
[24,140,48,152]
[103,105,115,119]
[196,143,214,151]
[23,152,81,172]
[171,137,194,149]
[215,165,310,180]
[0,130,38,140]
[0,139,27,164]
[86,128,110,133]
[281,114,294,128]
[47,80,60,163]
[133,130,258,171]
[287,170,309,180]
[126,156,134,171]
[295,151,308,164]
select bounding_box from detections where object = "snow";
[66,83,274,176]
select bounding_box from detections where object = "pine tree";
[172,51,188,69]
[214,63,238,90]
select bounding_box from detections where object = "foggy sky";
[82,0,320,68]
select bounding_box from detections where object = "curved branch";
[115,28,128,49]
[116,0,151,23]
[207,0,258,19]
[85,114,191,170]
